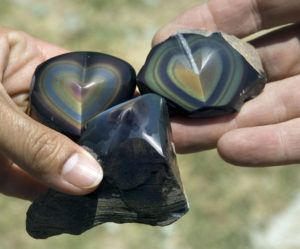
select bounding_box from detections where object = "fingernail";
[62,153,103,189]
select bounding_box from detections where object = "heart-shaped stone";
[137,30,267,117]
[30,51,136,137]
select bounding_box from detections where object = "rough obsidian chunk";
[30,51,136,137]
[137,30,267,117]
[26,94,189,239]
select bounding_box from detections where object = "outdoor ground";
[0,0,300,249]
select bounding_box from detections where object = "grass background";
[0,0,299,248]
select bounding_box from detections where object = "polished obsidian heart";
[30,51,136,137]
[26,94,189,239]
[137,30,267,117]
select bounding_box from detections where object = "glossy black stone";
[26,94,189,239]
[137,30,267,117]
[30,51,136,137]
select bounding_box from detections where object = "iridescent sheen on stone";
[30,51,136,137]
[26,94,189,239]
[137,30,267,117]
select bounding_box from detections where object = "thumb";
[0,96,103,195]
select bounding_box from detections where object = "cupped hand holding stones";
[0,27,103,200]
[153,0,300,166]
[0,0,299,201]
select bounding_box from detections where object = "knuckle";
[28,130,63,172]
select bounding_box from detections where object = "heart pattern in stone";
[137,30,267,117]
[30,51,136,137]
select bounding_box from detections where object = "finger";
[35,37,69,59]
[0,27,69,106]
[0,26,68,61]
[171,114,236,153]
[153,0,300,45]
[0,88,103,195]
[251,23,300,81]
[172,75,300,153]
[217,118,300,166]
[0,154,47,201]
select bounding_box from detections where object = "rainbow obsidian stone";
[137,30,267,117]
[30,51,136,137]
[26,94,188,239]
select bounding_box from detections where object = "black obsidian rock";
[26,94,189,239]
[137,30,267,117]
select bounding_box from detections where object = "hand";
[153,0,300,166]
[0,27,103,200]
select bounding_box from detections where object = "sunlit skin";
[0,0,299,200]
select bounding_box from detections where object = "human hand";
[153,0,300,166]
[0,27,103,200]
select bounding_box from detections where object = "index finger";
[0,26,69,109]
[153,0,300,44]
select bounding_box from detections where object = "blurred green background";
[0,0,300,249]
